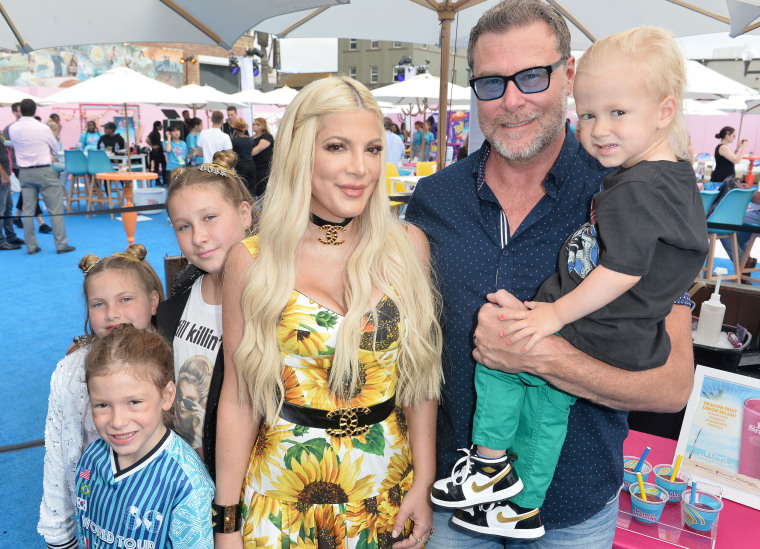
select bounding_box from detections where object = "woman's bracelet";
[211,502,242,533]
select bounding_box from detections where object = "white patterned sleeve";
[37,356,80,548]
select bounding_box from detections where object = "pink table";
[614,430,756,548]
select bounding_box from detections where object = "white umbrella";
[169,84,245,112]
[258,86,300,106]
[42,67,184,169]
[0,0,344,52]
[41,67,181,106]
[372,73,471,106]
[686,60,759,99]
[256,0,746,169]
[684,99,732,116]
[229,88,270,105]
[0,84,39,106]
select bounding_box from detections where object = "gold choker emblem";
[318,225,346,245]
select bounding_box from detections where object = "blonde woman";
[215,76,443,549]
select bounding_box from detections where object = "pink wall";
[687,113,760,158]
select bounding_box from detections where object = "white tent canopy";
[371,73,470,107]
[42,67,181,105]
[0,85,39,107]
[686,60,759,99]
[172,84,245,111]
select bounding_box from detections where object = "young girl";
[433,27,709,538]
[76,324,214,548]
[157,149,253,480]
[38,244,165,549]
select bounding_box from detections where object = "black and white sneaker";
[431,447,523,508]
[452,500,545,539]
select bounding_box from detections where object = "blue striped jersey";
[75,430,214,549]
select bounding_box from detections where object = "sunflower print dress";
[241,236,414,549]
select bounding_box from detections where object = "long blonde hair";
[577,26,689,160]
[234,76,443,423]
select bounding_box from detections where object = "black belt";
[279,396,396,437]
[19,164,51,169]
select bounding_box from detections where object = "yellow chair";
[416,161,436,177]
[386,163,407,195]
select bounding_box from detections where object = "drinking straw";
[690,482,697,505]
[633,446,651,473]
[670,454,684,481]
[636,472,647,501]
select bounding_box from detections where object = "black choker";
[310,213,353,246]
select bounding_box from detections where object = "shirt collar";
[474,126,584,201]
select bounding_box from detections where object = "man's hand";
[473,290,531,373]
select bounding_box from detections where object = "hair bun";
[79,254,101,273]
[212,150,239,171]
[715,132,721,139]
[124,243,148,261]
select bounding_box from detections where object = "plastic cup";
[682,489,723,531]
[623,455,652,493]
[629,482,669,524]
[739,398,760,479]
[653,464,690,503]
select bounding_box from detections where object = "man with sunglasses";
[405,0,694,547]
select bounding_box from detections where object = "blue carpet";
[1,192,179,547]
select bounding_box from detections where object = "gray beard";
[484,87,568,163]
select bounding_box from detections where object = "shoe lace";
[450,448,474,486]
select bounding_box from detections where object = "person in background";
[401,121,410,144]
[197,110,232,165]
[47,121,67,186]
[9,98,74,254]
[710,126,748,184]
[385,116,406,166]
[412,120,434,161]
[250,117,274,198]
[456,134,469,162]
[427,115,438,138]
[78,120,101,152]
[182,109,193,134]
[48,113,60,126]
[146,121,167,185]
[392,122,403,137]
[0,131,22,250]
[222,105,246,138]
[185,117,202,165]
[230,118,257,196]
[406,1,695,545]
[164,123,188,185]
[97,122,125,153]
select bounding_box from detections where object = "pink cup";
[739,398,760,479]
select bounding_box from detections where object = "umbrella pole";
[436,9,455,171]
[121,102,137,245]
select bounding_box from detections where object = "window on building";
[349,39,357,50]
[370,65,378,83]
[393,41,402,48]
[349,66,357,79]
[370,40,379,49]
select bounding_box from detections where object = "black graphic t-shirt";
[535,160,708,371]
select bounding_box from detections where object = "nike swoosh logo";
[497,508,540,523]
[472,463,512,493]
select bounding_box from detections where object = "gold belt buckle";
[326,406,371,437]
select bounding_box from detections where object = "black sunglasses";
[469,58,567,100]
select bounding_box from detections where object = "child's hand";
[498,301,565,354]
